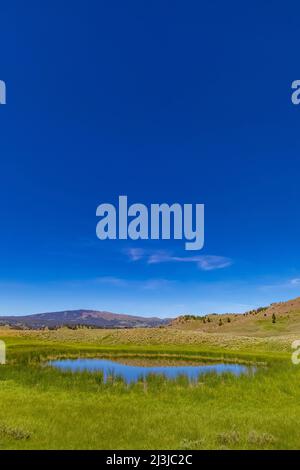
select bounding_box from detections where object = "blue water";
[49,358,255,383]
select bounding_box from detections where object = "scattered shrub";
[180,438,206,449]
[248,431,276,446]
[217,430,240,445]
[0,424,31,440]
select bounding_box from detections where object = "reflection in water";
[49,357,256,383]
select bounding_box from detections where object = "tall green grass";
[0,330,299,449]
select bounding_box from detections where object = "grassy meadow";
[0,323,299,450]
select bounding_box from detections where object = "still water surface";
[49,357,255,383]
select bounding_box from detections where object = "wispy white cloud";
[95,276,129,287]
[126,248,146,261]
[94,275,175,290]
[260,277,300,291]
[141,278,176,290]
[149,254,232,271]
[125,249,233,271]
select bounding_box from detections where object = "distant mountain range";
[2,296,300,332]
[0,310,171,330]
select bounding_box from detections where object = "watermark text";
[0,340,6,364]
[0,80,6,105]
[291,340,300,364]
[96,196,204,251]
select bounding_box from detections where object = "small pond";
[49,357,256,383]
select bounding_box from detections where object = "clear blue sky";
[0,1,300,317]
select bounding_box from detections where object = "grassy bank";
[0,327,299,449]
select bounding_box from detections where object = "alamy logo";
[96,196,204,251]
[291,80,300,105]
[291,340,300,364]
[0,80,6,105]
[0,340,6,364]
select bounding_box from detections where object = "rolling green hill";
[171,296,300,337]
